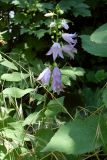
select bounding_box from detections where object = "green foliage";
[45,97,65,118]
[42,115,107,154]
[59,0,91,17]
[90,23,107,44]
[80,35,107,57]
[2,87,34,98]
[0,0,107,159]
[1,72,29,82]
[61,67,85,85]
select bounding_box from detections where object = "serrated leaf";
[0,59,18,70]
[91,23,107,44]
[35,29,50,39]
[2,87,34,98]
[61,67,85,83]
[1,72,29,82]
[80,35,107,57]
[42,115,107,155]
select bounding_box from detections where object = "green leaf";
[2,87,34,98]
[86,70,107,83]
[0,59,18,70]
[34,29,50,39]
[0,145,7,160]
[61,67,85,85]
[2,123,24,144]
[80,35,107,57]
[42,115,106,155]
[35,128,54,151]
[45,97,65,118]
[90,23,107,44]
[59,0,91,17]
[102,88,107,108]
[95,70,107,82]
[23,111,43,126]
[1,72,29,82]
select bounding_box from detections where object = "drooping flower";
[46,42,64,61]
[52,67,64,95]
[62,44,77,59]
[62,33,77,45]
[61,20,69,30]
[37,67,51,85]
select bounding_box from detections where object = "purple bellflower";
[62,44,77,59]
[37,67,51,85]
[61,20,69,30]
[62,33,77,45]
[52,67,64,95]
[46,42,64,61]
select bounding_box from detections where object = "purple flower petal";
[62,44,77,59]
[46,42,64,61]
[52,67,64,95]
[37,67,51,85]
[62,33,77,45]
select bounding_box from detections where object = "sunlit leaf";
[0,59,18,70]
[90,23,107,44]
[2,87,34,98]
[23,110,43,126]
[42,115,107,155]
[1,72,29,82]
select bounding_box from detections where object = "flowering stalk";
[37,7,77,95]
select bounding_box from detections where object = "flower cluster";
[37,67,64,95]
[46,23,77,61]
[37,19,77,94]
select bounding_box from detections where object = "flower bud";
[44,12,55,17]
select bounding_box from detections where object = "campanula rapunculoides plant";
[37,7,77,95]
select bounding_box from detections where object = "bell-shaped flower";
[62,44,77,59]
[46,42,64,61]
[37,67,51,85]
[62,33,77,45]
[61,20,69,30]
[52,67,64,95]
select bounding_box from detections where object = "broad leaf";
[2,87,34,98]
[90,23,107,44]
[80,35,107,57]
[0,59,18,70]
[23,110,43,126]
[42,115,107,155]
[35,128,54,151]
[1,72,29,82]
